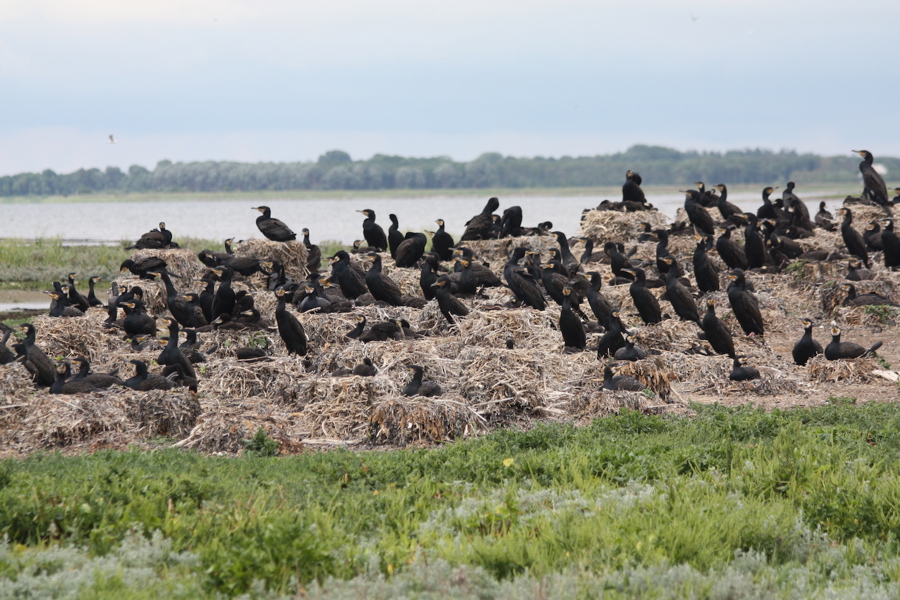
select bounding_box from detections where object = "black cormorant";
[87,276,105,308]
[662,258,700,324]
[365,253,403,306]
[126,222,173,250]
[501,206,523,237]
[50,362,102,395]
[352,358,378,377]
[274,288,308,356]
[329,251,368,299]
[302,228,322,274]
[70,357,124,388]
[597,311,627,358]
[210,267,236,321]
[614,335,648,361]
[121,300,157,338]
[622,268,662,325]
[622,170,647,205]
[841,283,900,307]
[503,247,546,310]
[815,202,836,231]
[120,257,170,280]
[714,184,743,222]
[394,232,428,268]
[344,315,367,341]
[433,275,469,325]
[460,197,500,241]
[742,214,771,270]
[357,209,388,251]
[700,299,735,359]
[17,324,55,387]
[836,208,870,268]
[683,190,715,236]
[693,236,720,293]
[824,326,882,360]
[432,219,455,261]
[601,363,644,391]
[729,356,760,381]
[864,221,883,251]
[253,206,296,241]
[756,186,781,221]
[402,365,443,397]
[792,318,823,366]
[157,318,196,381]
[715,226,749,271]
[586,272,615,328]
[387,214,404,259]
[727,270,764,336]
[881,219,900,269]
[854,150,890,207]
[559,287,586,351]
[124,359,173,391]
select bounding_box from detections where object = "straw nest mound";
[3,201,900,456]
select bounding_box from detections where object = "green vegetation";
[6,403,900,597]
[2,145,894,197]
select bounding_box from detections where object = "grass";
[6,403,900,597]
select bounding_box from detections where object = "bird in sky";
[108,134,116,144]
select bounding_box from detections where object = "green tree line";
[1,145,896,197]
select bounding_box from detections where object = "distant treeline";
[1,145,896,197]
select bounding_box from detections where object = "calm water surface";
[0,190,842,246]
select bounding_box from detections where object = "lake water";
[0,188,844,247]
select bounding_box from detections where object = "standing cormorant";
[586,272,615,328]
[387,214,404,259]
[365,253,403,306]
[854,150,890,207]
[597,311,627,358]
[693,236,720,293]
[622,170,647,205]
[253,206,296,241]
[661,258,700,324]
[210,267,236,321]
[17,324,55,387]
[394,232,428,268]
[683,190,715,236]
[433,276,469,325]
[559,287,586,351]
[274,288,308,356]
[622,268,662,325]
[701,299,735,359]
[727,270,764,336]
[836,208,870,268]
[716,226,749,271]
[460,197,500,241]
[431,220,455,261]
[503,247,546,310]
[357,209,388,251]
[881,219,900,269]
[329,251,369,299]
[501,206,524,237]
[302,228,322,274]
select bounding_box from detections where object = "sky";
[1,0,898,176]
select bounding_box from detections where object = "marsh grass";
[6,403,900,597]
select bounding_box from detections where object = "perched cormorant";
[329,251,369,299]
[433,276,469,325]
[559,287,586,351]
[864,221,883,251]
[614,335,648,362]
[501,206,523,237]
[365,253,403,306]
[431,219,455,261]
[602,363,644,391]
[157,318,197,381]
[692,236,720,293]
[854,150,890,207]
[836,208,870,268]
[124,359,173,391]
[352,358,378,377]
[86,276,105,308]
[344,315,367,341]
[126,222,173,250]
[715,226,749,271]
[742,213,771,270]
[352,209,385,251]
[597,311,627,358]
[792,318,823,366]
[17,324,55,387]
[402,365,443,397]
[824,326,882,360]
[881,219,900,269]
[683,190,715,237]
[210,267,236,321]
[756,186,781,221]
[274,288,308,356]
[460,197,500,241]
[701,299,735,359]
[50,362,102,395]
[121,300,157,338]
[253,206,297,241]
[70,356,124,389]
[302,228,322,274]
[604,241,635,281]
[120,257,171,280]
[661,258,701,324]
[198,238,235,268]
[622,170,647,205]
[815,202,836,231]
[394,232,428,268]
[841,283,900,307]
[729,357,760,381]
[845,258,873,281]
[503,247,546,310]
[586,272,615,328]
[727,270,764,336]
[622,268,662,325]
[714,184,743,223]
[66,273,90,313]
[387,214,404,259]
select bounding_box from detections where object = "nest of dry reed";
[579,209,668,243]
[807,355,878,384]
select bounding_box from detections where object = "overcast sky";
[1,0,897,176]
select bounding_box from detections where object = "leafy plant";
[243,428,280,457]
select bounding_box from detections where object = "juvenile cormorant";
[701,299,735,359]
[460,197,500,241]
[503,247,546,310]
[357,209,388,251]
[727,270,764,336]
[729,357,760,381]
[792,318,823,366]
[387,214,404,259]
[274,288,308,356]
[662,258,701,324]
[402,365,443,397]
[854,150,890,207]
[365,253,403,306]
[824,326,882,360]
[836,208,870,268]
[433,276,469,325]
[602,363,644,391]
[394,232,428,268]
[432,219,455,261]
[622,268,662,325]
[253,206,296,241]
[559,287,586,351]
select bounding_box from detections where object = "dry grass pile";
[235,238,309,283]
[614,356,677,400]
[124,389,201,437]
[130,248,207,280]
[630,319,703,353]
[172,400,302,455]
[368,396,481,446]
[664,352,733,389]
[21,392,132,449]
[579,209,668,243]
[461,235,560,272]
[202,356,309,404]
[807,355,878,384]
[30,313,123,365]
[574,390,664,420]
